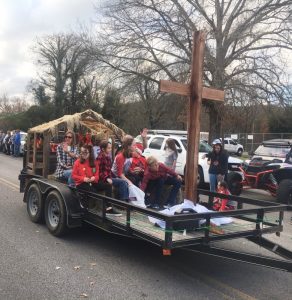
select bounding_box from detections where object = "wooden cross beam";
[159,31,225,203]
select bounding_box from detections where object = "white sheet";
[148,199,233,229]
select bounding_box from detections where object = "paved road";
[0,153,292,300]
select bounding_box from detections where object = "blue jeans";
[148,176,182,206]
[112,178,129,201]
[209,173,217,192]
[14,144,20,157]
[63,169,75,186]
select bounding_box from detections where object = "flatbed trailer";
[19,173,292,272]
[19,109,292,272]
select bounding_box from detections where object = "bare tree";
[34,33,93,115]
[90,0,292,139]
[0,94,30,114]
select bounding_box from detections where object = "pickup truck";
[143,134,243,186]
[222,138,244,156]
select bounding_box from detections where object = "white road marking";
[0,177,19,191]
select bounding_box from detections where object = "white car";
[214,138,244,156]
[142,134,243,185]
[20,131,27,155]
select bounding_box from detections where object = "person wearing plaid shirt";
[55,131,79,184]
[97,140,129,201]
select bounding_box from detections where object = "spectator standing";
[0,131,4,152]
[4,131,11,155]
[14,130,21,157]
[202,139,229,192]
[164,138,178,170]
[10,130,15,156]
[285,144,292,164]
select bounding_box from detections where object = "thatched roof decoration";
[28,109,125,140]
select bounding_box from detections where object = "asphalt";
[0,153,292,300]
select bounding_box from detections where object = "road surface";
[0,153,291,300]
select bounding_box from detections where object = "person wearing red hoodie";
[72,144,112,197]
[212,181,236,211]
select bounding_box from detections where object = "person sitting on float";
[97,140,129,201]
[140,156,182,209]
[72,144,112,196]
[213,181,236,211]
[55,130,79,185]
[126,146,146,187]
[111,135,135,188]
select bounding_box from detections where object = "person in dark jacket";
[202,139,229,192]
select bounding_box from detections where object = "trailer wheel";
[26,184,44,223]
[45,190,68,236]
[227,172,243,196]
[277,179,292,204]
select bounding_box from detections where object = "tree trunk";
[208,103,222,142]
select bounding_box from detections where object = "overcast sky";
[0,0,98,98]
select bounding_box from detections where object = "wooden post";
[26,133,31,166]
[159,30,225,203]
[185,31,206,201]
[32,133,37,174]
[42,133,50,178]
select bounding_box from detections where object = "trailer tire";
[26,183,44,223]
[45,190,68,236]
[227,172,243,196]
[277,179,292,204]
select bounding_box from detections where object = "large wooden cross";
[160,31,225,203]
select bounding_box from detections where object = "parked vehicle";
[213,138,244,156]
[227,139,292,203]
[20,131,27,156]
[143,134,243,186]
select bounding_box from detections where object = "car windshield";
[254,145,290,158]
[181,139,212,153]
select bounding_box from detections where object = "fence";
[223,133,292,153]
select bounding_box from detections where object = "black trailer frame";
[19,173,292,272]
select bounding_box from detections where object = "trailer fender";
[23,178,83,228]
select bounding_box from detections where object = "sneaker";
[106,208,122,217]
[151,204,160,210]
[163,204,172,209]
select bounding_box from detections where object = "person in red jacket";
[72,144,112,197]
[127,147,146,187]
[212,181,236,211]
[141,156,182,209]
